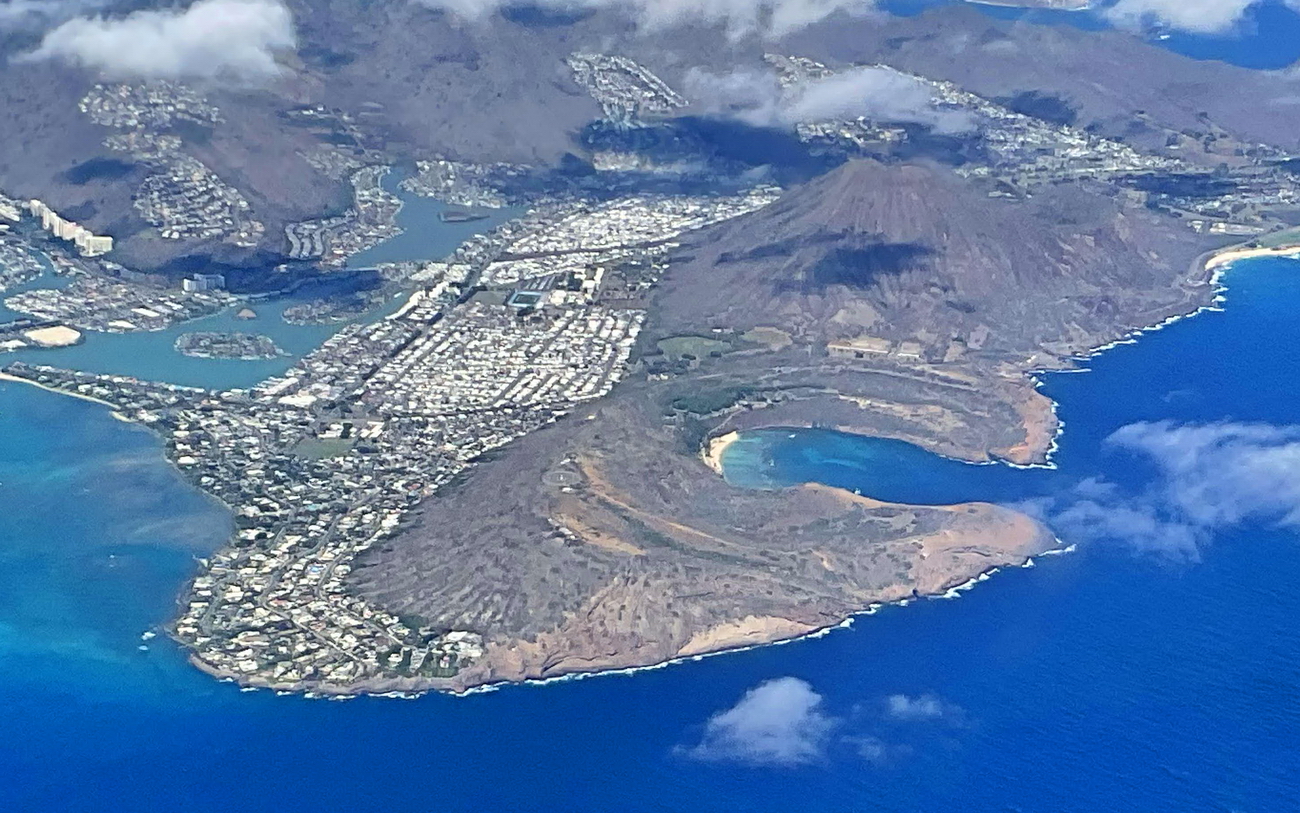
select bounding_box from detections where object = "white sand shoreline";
[0,370,128,420]
[700,430,739,474]
[1204,243,1300,271]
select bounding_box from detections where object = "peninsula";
[0,147,1230,694]
[1,34,1295,696]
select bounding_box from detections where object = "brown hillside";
[654,159,1216,360]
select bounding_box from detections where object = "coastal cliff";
[350,391,1057,693]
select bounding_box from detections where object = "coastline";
[669,259,1224,686]
[447,531,1065,698]
[700,430,739,474]
[191,471,1055,699]
[662,242,1300,701]
[0,364,241,621]
[1203,242,1300,272]
[0,370,126,419]
[181,240,1300,698]
[10,240,1299,701]
[714,236,1296,481]
[1052,237,1300,376]
[431,479,1056,697]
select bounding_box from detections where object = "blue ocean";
[6,10,1300,811]
[6,259,1299,811]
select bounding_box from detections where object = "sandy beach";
[0,370,123,415]
[700,430,739,474]
[1205,242,1300,271]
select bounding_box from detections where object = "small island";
[439,208,489,224]
[283,292,385,325]
[174,331,287,361]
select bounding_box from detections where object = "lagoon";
[0,179,513,391]
[344,169,521,270]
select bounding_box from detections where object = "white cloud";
[21,0,295,83]
[1042,421,1300,558]
[852,734,888,762]
[845,734,914,764]
[1108,421,1300,527]
[787,66,972,133]
[1104,0,1297,35]
[0,0,106,31]
[680,682,973,766]
[684,64,972,133]
[417,0,873,40]
[683,66,784,123]
[1052,497,1204,560]
[681,677,837,766]
[884,693,962,722]
[425,0,1300,39]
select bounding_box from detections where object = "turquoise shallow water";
[0,258,1298,810]
[8,11,1300,795]
[0,176,513,391]
[5,294,359,390]
[0,386,231,700]
[345,169,522,270]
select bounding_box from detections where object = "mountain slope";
[654,159,1218,361]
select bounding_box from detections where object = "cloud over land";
[418,0,875,40]
[20,0,295,83]
[684,64,973,133]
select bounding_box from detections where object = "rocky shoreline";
[384,240,1258,698]
[220,496,1053,697]
[72,207,1279,701]
[162,228,1266,701]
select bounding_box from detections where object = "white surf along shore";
[3,237,1298,698]
[678,239,1300,695]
